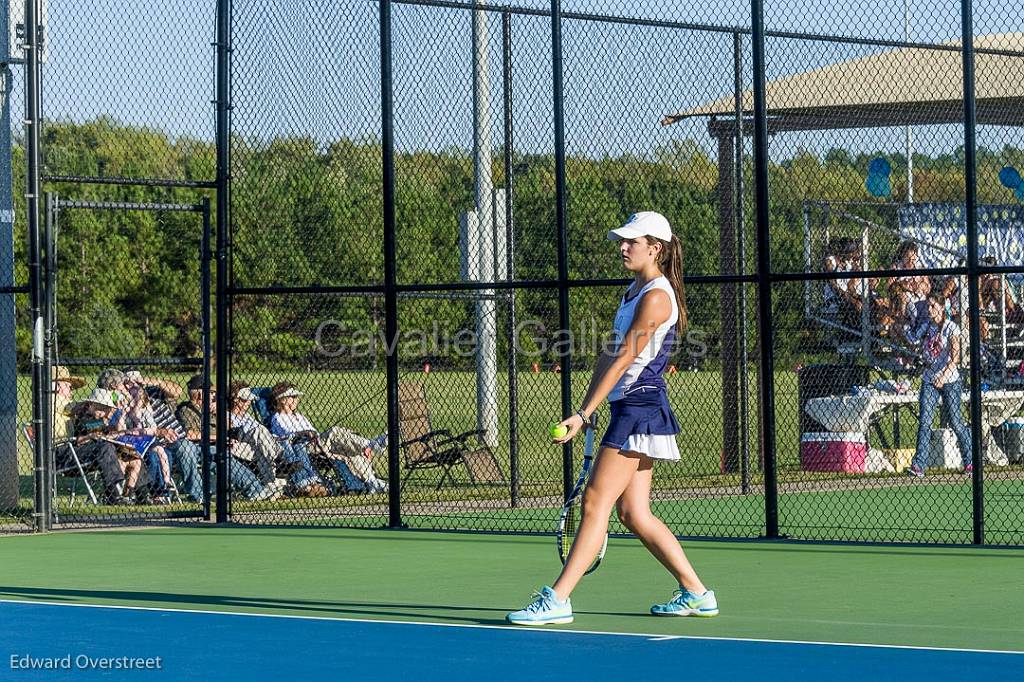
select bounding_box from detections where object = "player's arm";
[143,375,183,401]
[581,352,616,403]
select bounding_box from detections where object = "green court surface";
[402,477,1024,544]
[2,527,1022,652]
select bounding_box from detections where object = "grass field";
[6,370,1023,545]
[10,367,937,483]
[11,368,770,485]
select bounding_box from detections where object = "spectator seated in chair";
[822,238,858,323]
[823,239,887,325]
[936,257,1020,353]
[117,369,178,504]
[125,370,213,506]
[86,374,156,503]
[227,381,319,498]
[51,364,84,455]
[174,375,282,502]
[69,387,148,505]
[268,382,388,495]
[979,256,1024,336]
[49,365,98,499]
[888,240,931,342]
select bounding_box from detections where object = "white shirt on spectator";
[823,255,853,311]
[271,412,317,437]
[230,411,264,437]
[919,320,961,385]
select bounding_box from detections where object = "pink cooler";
[800,432,867,473]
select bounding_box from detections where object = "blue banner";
[897,203,1024,267]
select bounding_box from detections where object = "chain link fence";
[6,0,1022,545]
[0,293,31,532]
[41,0,215,185]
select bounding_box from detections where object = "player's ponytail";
[654,235,687,332]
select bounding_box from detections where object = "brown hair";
[895,239,918,263]
[268,381,295,413]
[646,234,688,331]
[228,380,248,404]
[926,292,948,322]
[133,389,150,409]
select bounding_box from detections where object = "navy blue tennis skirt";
[601,385,680,450]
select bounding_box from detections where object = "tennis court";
[3,527,1022,680]
[6,1,1024,679]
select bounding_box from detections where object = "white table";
[804,389,1024,465]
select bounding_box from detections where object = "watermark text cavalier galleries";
[10,653,163,671]
[314,318,709,361]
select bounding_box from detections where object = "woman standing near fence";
[908,293,973,477]
[506,212,717,626]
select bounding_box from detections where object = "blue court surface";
[1,599,1021,681]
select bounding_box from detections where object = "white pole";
[904,0,914,202]
[472,5,498,448]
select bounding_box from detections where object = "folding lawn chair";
[21,422,100,517]
[249,387,352,493]
[397,381,504,490]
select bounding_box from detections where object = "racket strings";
[560,507,576,561]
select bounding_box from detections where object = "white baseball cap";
[83,388,117,410]
[607,211,672,242]
[273,387,303,399]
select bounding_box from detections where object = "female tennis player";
[507,211,718,625]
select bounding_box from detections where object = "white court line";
[0,598,1021,657]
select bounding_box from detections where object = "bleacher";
[803,200,1024,386]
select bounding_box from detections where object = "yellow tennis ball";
[550,423,569,439]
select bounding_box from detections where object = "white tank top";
[608,276,679,402]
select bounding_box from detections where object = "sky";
[11,0,1024,170]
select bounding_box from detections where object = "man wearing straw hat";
[49,367,130,504]
[51,365,85,445]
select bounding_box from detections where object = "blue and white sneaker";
[650,589,719,617]
[506,586,573,625]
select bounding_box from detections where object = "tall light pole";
[905,0,914,201]
[472,4,499,448]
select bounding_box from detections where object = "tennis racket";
[556,414,606,575]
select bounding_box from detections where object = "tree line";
[10,117,1022,370]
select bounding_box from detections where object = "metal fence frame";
[40,195,215,530]
[15,0,1023,544]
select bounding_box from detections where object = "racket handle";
[583,422,595,458]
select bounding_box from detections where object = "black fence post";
[212,200,229,524]
[733,32,752,496]
[749,0,778,538]
[550,0,574,500]
[200,195,213,521]
[381,0,402,528]
[25,0,46,533]
[502,10,520,508]
[214,0,233,524]
[960,0,984,545]
[41,192,55,528]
